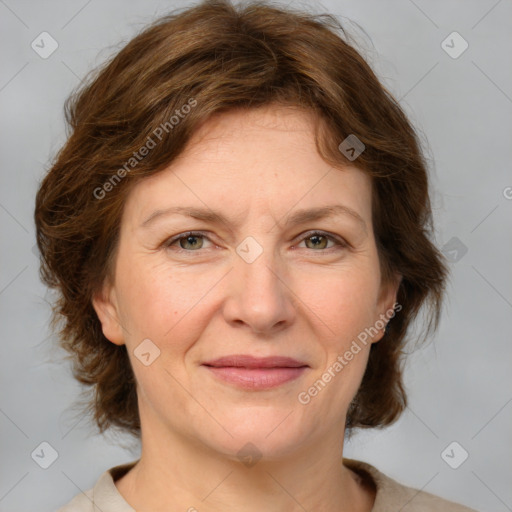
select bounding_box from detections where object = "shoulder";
[56,488,94,512]
[55,460,138,512]
[344,458,479,512]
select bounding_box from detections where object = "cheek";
[293,264,381,344]
[115,256,220,352]
[296,271,377,414]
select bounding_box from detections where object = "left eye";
[297,232,344,250]
[164,231,345,252]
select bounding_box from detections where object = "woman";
[35,0,478,510]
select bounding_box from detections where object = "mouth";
[201,355,309,390]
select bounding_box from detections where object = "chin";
[193,409,310,463]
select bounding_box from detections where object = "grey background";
[1,0,511,511]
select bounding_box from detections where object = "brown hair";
[34,0,448,438]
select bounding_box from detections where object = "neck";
[115,418,375,512]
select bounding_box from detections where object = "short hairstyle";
[34,0,448,439]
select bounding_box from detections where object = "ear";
[92,281,125,346]
[372,271,402,344]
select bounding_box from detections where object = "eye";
[164,232,213,251]
[163,230,348,253]
[297,231,347,251]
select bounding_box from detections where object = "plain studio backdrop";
[1,1,511,511]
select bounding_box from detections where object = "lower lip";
[203,366,308,390]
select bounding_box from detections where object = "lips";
[202,354,308,369]
[202,355,309,390]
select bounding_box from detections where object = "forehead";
[122,105,372,228]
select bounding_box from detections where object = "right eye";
[163,231,214,252]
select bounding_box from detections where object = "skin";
[93,104,400,512]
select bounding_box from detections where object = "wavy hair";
[34,0,448,438]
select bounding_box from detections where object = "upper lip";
[202,355,308,368]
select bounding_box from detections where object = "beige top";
[57,458,477,511]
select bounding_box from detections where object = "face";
[93,105,399,461]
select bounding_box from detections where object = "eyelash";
[163,230,348,254]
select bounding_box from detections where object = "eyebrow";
[140,204,367,233]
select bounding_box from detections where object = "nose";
[222,245,296,335]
